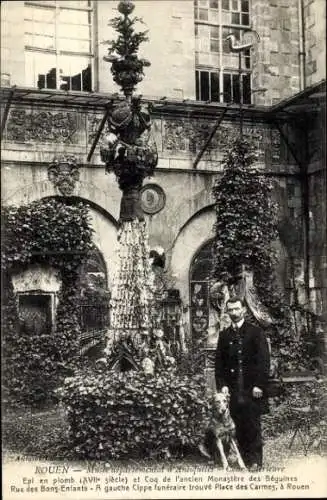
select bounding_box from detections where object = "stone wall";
[252,0,301,106]
[0,1,24,86]
[303,0,327,86]
[1,100,298,311]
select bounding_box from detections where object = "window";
[194,0,219,22]
[194,0,208,21]
[210,26,219,52]
[222,0,250,26]
[196,70,250,104]
[24,1,93,91]
[196,70,219,102]
[222,28,251,68]
[223,72,251,103]
[189,240,214,341]
[194,0,252,103]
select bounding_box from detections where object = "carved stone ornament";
[162,118,281,163]
[6,109,78,144]
[48,154,80,196]
[140,184,166,215]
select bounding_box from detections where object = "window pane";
[245,55,251,69]
[223,73,232,102]
[232,0,239,10]
[58,55,92,91]
[58,24,91,39]
[196,71,200,100]
[199,8,208,20]
[59,9,89,25]
[231,12,240,24]
[210,39,219,52]
[33,34,55,50]
[232,74,240,103]
[243,73,251,104]
[25,51,57,89]
[221,11,231,24]
[209,9,218,22]
[241,13,249,25]
[61,1,91,7]
[25,5,55,23]
[25,1,55,6]
[210,72,219,102]
[200,71,209,101]
[211,26,219,38]
[59,38,91,52]
[82,64,92,92]
[222,29,232,53]
[222,0,229,9]
[241,0,249,12]
[210,0,218,8]
[32,21,55,36]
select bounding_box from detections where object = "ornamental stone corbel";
[48,154,80,196]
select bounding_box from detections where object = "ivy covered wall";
[1,198,94,406]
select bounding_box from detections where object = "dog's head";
[212,391,230,415]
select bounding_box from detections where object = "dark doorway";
[18,294,52,336]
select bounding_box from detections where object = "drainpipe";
[298,0,306,90]
[219,0,224,103]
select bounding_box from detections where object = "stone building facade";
[1,0,326,354]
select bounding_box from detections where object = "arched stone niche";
[12,265,61,334]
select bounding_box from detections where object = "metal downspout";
[298,0,306,90]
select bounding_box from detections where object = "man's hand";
[252,386,263,399]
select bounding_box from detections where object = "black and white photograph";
[1,0,326,498]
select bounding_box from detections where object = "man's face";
[226,300,246,323]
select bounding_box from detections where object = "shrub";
[262,377,327,453]
[60,367,210,460]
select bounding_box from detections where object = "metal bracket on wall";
[1,86,16,135]
[193,108,227,169]
[87,104,113,163]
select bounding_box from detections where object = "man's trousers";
[230,395,263,468]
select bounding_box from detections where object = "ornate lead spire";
[103,0,151,100]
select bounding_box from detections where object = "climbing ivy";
[1,198,94,406]
[211,137,303,365]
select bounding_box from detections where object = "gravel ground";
[2,404,326,467]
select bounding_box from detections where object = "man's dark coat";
[215,320,270,404]
[215,320,270,467]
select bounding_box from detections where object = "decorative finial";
[103,0,151,99]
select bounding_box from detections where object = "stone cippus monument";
[100,0,158,352]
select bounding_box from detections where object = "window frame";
[194,0,252,103]
[196,69,251,104]
[24,0,94,91]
